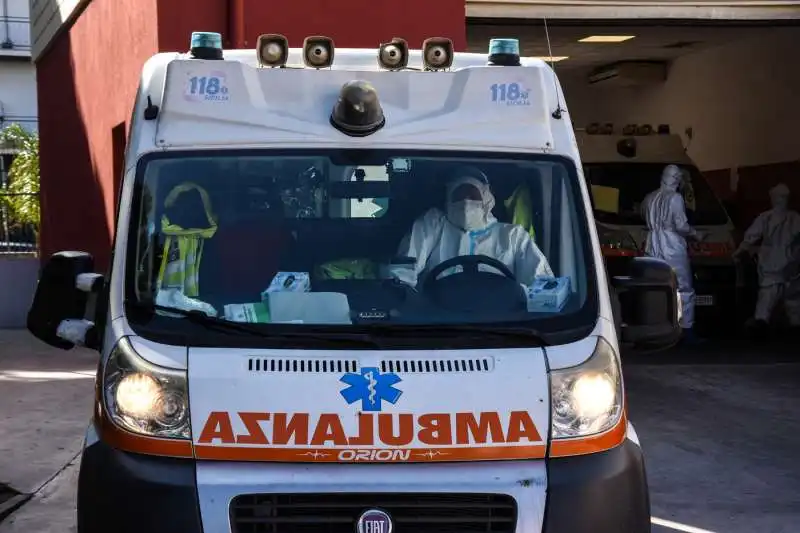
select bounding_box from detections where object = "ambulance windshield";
[585,163,730,226]
[125,149,597,347]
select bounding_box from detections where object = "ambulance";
[27,32,681,533]
[578,126,745,329]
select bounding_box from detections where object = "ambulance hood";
[188,347,550,463]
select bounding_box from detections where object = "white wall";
[562,27,800,172]
[0,61,37,131]
[1,0,31,54]
[1,0,36,131]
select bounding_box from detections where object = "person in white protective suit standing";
[641,164,703,343]
[393,166,553,288]
[733,183,800,331]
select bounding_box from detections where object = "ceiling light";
[579,35,635,43]
[535,56,569,62]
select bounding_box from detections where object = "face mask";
[447,200,486,231]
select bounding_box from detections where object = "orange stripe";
[194,444,547,462]
[549,414,627,458]
[94,380,193,458]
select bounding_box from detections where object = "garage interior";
[467,21,800,224]
[465,22,800,532]
[468,21,800,338]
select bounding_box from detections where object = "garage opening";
[469,20,800,339]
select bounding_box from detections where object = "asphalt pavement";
[0,329,798,533]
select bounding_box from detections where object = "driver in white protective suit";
[393,166,553,287]
[734,183,800,331]
[641,164,703,343]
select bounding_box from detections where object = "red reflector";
[602,246,640,257]
[689,241,732,257]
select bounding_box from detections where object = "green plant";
[0,123,40,236]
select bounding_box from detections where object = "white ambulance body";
[577,129,736,255]
[578,129,744,323]
[27,33,680,533]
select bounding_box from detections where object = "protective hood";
[660,164,682,192]
[770,183,790,211]
[445,169,497,231]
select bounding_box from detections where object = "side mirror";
[611,256,681,350]
[27,251,104,351]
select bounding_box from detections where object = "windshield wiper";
[360,324,551,346]
[126,302,382,348]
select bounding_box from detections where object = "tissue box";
[263,272,311,296]
[223,302,271,323]
[527,277,570,312]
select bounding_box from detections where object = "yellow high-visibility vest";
[156,182,218,297]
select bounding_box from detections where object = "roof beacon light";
[488,38,521,66]
[378,38,409,70]
[330,80,386,137]
[303,36,335,68]
[189,31,223,60]
[256,34,289,67]
[422,37,453,70]
[657,124,670,135]
[636,124,653,136]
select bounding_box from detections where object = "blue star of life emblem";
[339,367,403,412]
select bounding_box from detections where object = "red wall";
[37,0,159,270]
[36,0,466,271]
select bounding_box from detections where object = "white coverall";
[736,183,800,325]
[641,165,698,329]
[394,173,553,287]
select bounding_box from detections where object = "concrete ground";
[0,330,798,533]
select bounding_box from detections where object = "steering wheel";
[421,255,524,313]
[424,255,515,289]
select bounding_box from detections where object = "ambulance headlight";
[378,38,409,70]
[257,33,289,67]
[422,37,453,70]
[330,80,386,137]
[103,338,190,439]
[550,338,623,439]
[303,36,335,68]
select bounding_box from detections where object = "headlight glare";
[103,338,190,439]
[551,338,622,439]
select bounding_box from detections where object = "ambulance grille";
[248,358,359,373]
[230,493,517,533]
[381,357,493,374]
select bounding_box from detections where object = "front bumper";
[77,438,649,533]
[692,259,749,329]
[77,438,203,533]
[545,439,650,532]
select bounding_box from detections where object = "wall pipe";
[227,0,246,49]
[1,0,12,47]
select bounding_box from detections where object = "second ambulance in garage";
[577,125,747,329]
[26,33,680,533]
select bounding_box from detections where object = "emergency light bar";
[488,38,521,66]
[189,31,223,60]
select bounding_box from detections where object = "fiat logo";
[356,508,393,533]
